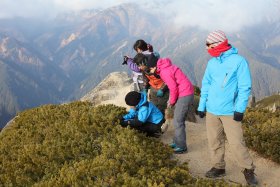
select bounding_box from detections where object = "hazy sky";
[0,0,279,32]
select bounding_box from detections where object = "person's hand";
[197,111,205,118]
[156,89,164,97]
[233,111,243,122]
[122,56,129,65]
[112,115,123,125]
[120,120,129,127]
[149,67,156,73]
[142,89,148,94]
[167,102,174,108]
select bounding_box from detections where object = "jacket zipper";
[222,73,228,88]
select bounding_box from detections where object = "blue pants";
[173,94,194,149]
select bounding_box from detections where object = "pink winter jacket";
[157,58,194,105]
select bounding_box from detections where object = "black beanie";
[125,91,141,106]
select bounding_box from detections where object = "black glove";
[197,111,205,118]
[122,56,128,65]
[120,120,129,127]
[233,111,243,122]
[112,115,124,125]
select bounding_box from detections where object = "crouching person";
[119,91,165,137]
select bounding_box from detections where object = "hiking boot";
[243,168,258,186]
[205,167,226,178]
[169,142,176,148]
[173,146,187,154]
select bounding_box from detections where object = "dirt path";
[160,117,280,186]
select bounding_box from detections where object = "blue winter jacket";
[123,92,163,124]
[198,46,252,115]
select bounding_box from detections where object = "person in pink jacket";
[152,58,194,153]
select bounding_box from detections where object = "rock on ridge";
[81,71,132,107]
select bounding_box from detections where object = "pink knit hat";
[206,30,228,47]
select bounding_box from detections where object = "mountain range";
[0,3,280,127]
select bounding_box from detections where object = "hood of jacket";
[217,46,238,63]
[157,58,173,72]
[136,92,148,108]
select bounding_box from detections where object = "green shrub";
[0,102,232,186]
[243,108,280,163]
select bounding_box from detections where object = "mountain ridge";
[0,3,279,127]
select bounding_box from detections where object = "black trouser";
[120,118,165,136]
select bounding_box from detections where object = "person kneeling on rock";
[118,91,165,137]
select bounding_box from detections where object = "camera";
[122,56,128,65]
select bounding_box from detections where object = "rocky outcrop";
[81,72,132,107]
[81,71,197,123]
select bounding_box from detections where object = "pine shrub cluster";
[243,108,280,163]
[0,102,231,186]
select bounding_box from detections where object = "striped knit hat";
[206,30,227,47]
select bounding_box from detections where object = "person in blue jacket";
[119,91,165,137]
[197,30,257,186]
